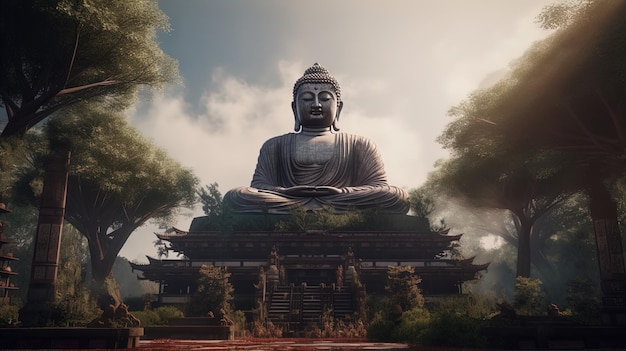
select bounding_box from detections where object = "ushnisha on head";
[292,63,343,132]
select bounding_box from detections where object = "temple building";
[130,213,489,319]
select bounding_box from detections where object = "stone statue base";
[189,212,430,233]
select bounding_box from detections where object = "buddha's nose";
[313,96,321,106]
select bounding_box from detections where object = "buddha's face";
[292,83,343,129]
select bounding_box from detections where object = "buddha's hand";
[281,185,342,197]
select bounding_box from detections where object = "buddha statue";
[224,63,409,214]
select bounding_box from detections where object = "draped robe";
[224,132,408,214]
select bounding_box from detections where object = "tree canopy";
[0,0,177,137]
[430,0,626,278]
[440,0,626,193]
[20,104,198,287]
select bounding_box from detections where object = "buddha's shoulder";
[337,133,377,147]
[260,133,296,147]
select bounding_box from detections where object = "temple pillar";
[589,180,626,326]
[20,147,70,326]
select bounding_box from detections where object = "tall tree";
[436,0,626,323]
[0,0,177,138]
[428,145,574,277]
[21,105,198,293]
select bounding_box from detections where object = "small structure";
[0,202,18,305]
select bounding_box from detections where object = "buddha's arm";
[282,185,342,196]
[250,137,286,192]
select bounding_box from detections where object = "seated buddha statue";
[224,63,408,214]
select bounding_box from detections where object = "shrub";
[187,265,233,317]
[250,320,283,338]
[385,266,424,311]
[366,318,396,342]
[427,294,496,320]
[0,304,20,327]
[131,306,183,326]
[391,307,431,345]
[566,278,601,323]
[420,311,486,348]
[514,277,547,316]
[130,310,160,326]
[154,306,183,323]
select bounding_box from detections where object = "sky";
[120,0,558,262]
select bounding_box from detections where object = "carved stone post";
[593,218,626,325]
[589,180,626,326]
[20,147,70,325]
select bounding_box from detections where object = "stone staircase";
[267,284,354,330]
[331,287,354,318]
[267,285,295,328]
[301,285,322,324]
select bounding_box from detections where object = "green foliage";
[129,309,160,326]
[427,294,497,320]
[274,206,370,232]
[366,318,396,342]
[187,265,233,317]
[513,277,548,316]
[429,0,626,281]
[419,311,486,348]
[0,137,28,190]
[196,182,234,232]
[303,309,366,338]
[566,278,601,323]
[385,266,424,312]
[18,302,68,327]
[366,288,502,347]
[198,183,223,218]
[389,307,431,344]
[408,188,435,219]
[250,320,283,338]
[155,305,184,323]
[0,0,178,137]
[0,304,20,327]
[56,224,100,326]
[21,105,199,285]
[130,306,182,326]
[230,310,248,338]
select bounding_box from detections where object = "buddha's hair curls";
[292,63,341,103]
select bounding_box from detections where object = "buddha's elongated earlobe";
[332,101,343,132]
[292,101,301,132]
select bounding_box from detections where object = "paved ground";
[140,339,404,350]
[133,339,485,351]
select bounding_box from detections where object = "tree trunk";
[88,229,130,306]
[516,216,533,278]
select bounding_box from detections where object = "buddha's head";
[292,63,343,132]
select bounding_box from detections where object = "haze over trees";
[428,0,626,285]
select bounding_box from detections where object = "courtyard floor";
[132,338,487,351]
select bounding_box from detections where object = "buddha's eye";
[319,92,333,101]
[300,92,314,101]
